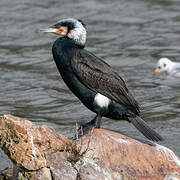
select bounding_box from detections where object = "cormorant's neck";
[52,37,85,68]
[57,37,85,49]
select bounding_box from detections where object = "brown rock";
[0,114,180,180]
[0,114,74,171]
[77,129,180,179]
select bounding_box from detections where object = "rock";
[0,114,74,180]
[0,114,180,180]
[77,129,180,180]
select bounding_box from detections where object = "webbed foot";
[75,114,102,139]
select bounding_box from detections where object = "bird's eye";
[158,66,161,69]
[163,63,166,67]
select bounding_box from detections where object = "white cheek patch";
[94,93,111,108]
[67,20,86,46]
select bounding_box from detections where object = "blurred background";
[0,0,180,170]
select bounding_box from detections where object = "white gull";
[153,57,180,77]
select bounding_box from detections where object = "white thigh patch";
[94,93,111,108]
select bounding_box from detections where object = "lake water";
[0,0,180,170]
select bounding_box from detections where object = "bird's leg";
[78,114,102,137]
[95,114,102,128]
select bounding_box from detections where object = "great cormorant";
[41,18,163,141]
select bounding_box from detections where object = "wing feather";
[71,49,140,115]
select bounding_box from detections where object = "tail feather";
[128,115,163,142]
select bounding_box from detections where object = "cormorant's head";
[41,18,87,46]
[152,57,173,75]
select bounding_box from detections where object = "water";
[0,0,180,170]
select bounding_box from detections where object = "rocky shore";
[0,114,180,180]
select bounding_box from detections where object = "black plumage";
[71,49,140,115]
[41,18,163,141]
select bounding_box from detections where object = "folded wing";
[71,49,140,115]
